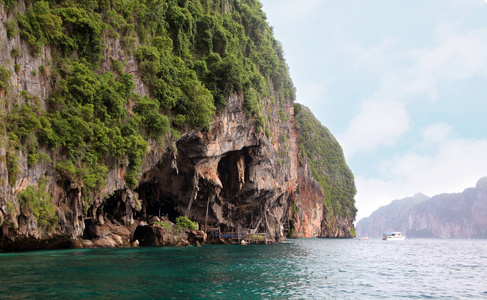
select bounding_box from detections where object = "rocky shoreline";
[1,213,279,252]
[1,215,210,252]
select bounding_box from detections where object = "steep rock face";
[291,159,324,238]
[135,93,299,242]
[0,1,356,250]
[291,104,356,238]
[356,178,487,238]
[407,184,487,238]
[0,63,299,249]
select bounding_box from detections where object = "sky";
[260,0,487,222]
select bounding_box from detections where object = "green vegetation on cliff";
[1,0,294,205]
[176,215,198,230]
[17,177,58,232]
[295,104,357,223]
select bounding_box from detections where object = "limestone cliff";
[356,178,487,239]
[291,104,356,238]
[0,0,356,250]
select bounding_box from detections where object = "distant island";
[356,177,487,239]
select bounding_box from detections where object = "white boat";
[382,232,406,240]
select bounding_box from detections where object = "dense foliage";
[295,104,357,222]
[1,0,295,203]
[17,177,59,232]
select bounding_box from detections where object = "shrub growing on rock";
[176,216,198,231]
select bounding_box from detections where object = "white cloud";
[329,33,402,75]
[387,138,487,187]
[363,28,487,106]
[355,132,487,221]
[422,122,452,144]
[266,0,323,21]
[297,78,334,107]
[339,26,487,158]
[339,99,410,158]
[445,0,485,10]
[401,28,487,97]
[262,0,487,223]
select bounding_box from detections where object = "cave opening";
[102,190,125,223]
[135,182,179,222]
[217,148,253,200]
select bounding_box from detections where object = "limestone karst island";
[0,0,356,251]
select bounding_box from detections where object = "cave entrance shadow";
[217,147,253,200]
[135,182,179,222]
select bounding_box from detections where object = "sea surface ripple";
[1,238,486,299]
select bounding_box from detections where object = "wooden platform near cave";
[201,225,269,245]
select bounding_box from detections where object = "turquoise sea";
[1,238,487,299]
